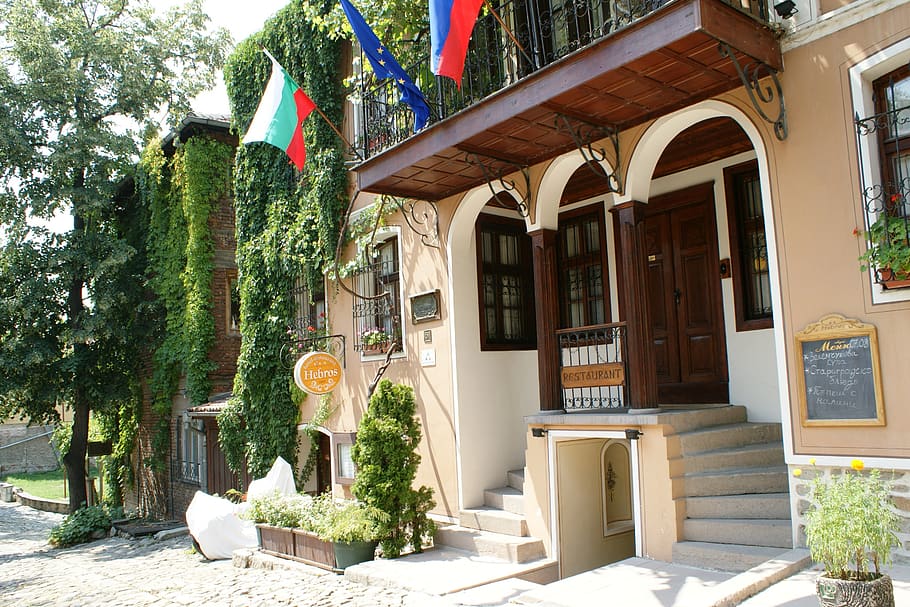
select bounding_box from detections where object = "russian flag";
[430,0,484,88]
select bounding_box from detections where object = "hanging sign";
[294,352,343,395]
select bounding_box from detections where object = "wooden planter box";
[255,524,337,572]
[293,528,336,570]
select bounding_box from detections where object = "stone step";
[683,466,789,497]
[672,540,791,573]
[434,525,546,563]
[507,468,525,493]
[460,507,529,537]
[682,517,793,549]
[661,405,748,433]
[673,422,783,455]
[683,492,791,520]
[484,486,524,515]
[670,442,784,476]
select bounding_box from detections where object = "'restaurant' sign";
[294,352,343,395]
[561,363,625,389]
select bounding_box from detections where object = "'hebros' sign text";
[294,352,343,395]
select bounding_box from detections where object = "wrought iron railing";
[557,322,628,411]
[356,0,772,158]
[855,105,910,285]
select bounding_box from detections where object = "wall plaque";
[795,314,885,427]
[410,290,440,323]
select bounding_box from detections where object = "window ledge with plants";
[859,206,910,291]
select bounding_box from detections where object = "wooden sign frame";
[794,314,885,427]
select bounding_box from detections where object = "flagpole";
[482,0,535,67]
[257,45,364,162]
[311,105,364,162]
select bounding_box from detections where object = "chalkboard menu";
[795,314,885,427]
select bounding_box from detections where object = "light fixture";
[531,427,547,438]
[773,0,798,19]
[624,428,643,441]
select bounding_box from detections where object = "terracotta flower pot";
[816,573,894,607]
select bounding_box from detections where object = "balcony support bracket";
[719,42,788,141]
[464,151,531,217]
[555,114,622,194]
[381,194,440,248]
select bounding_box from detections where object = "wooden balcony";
[353,0,781,201]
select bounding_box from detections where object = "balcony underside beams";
[353,0,782,202]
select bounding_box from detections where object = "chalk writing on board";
[795,314,884,426]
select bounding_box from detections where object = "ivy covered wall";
[138,133,234,478]
[221,0,348,477]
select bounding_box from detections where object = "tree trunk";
[63,170,89,513]
[62,386,89,512]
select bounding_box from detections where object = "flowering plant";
[796,458,900,581]
[360,327,390,347]
[858,198,910,282]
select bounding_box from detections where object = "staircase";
[435,468,557,581]
[669,405,793,572]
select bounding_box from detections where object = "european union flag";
[340,0,430,132]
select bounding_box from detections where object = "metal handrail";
[356,0,772,158]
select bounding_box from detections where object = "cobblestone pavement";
[0,501,450,607]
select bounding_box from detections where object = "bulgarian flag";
[430,0,484,88]
[242,50,316,170]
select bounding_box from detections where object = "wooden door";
[316,432,332,496]
[645,184,728,403]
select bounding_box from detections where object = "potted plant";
[245,491,312,558]
[360,327,390,352]
[318,500,387,569]
[795,459,900,607]
[859,211,910,289]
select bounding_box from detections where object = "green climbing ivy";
[220,1,348,478]
[138,135,232,472]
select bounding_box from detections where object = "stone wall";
[790,464,910,566]
[0,424,58,475]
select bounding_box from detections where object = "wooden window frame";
[475,214,537,351]
[557,204,612,329]
[723,159,773,332]
[333,432,357,486]
[873,64,910,198]
[226,270,240,337]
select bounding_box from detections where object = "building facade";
[294,0,910,579]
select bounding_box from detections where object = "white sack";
[245,455,296,500]
[185,490,257,560]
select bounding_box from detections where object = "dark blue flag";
[340,0,430,132]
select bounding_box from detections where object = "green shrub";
[48,505,112,547]
[352,380,436,558]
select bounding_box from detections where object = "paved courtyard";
[0,501,447,607]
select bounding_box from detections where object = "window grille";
[855,67,910,287]
[352,237,402,353]
[177,416,203,485]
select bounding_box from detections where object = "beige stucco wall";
[773,6,910,458]
[305,200,460,518]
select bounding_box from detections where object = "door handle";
[674,288,681,305]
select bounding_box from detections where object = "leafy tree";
[0,0,229,512]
